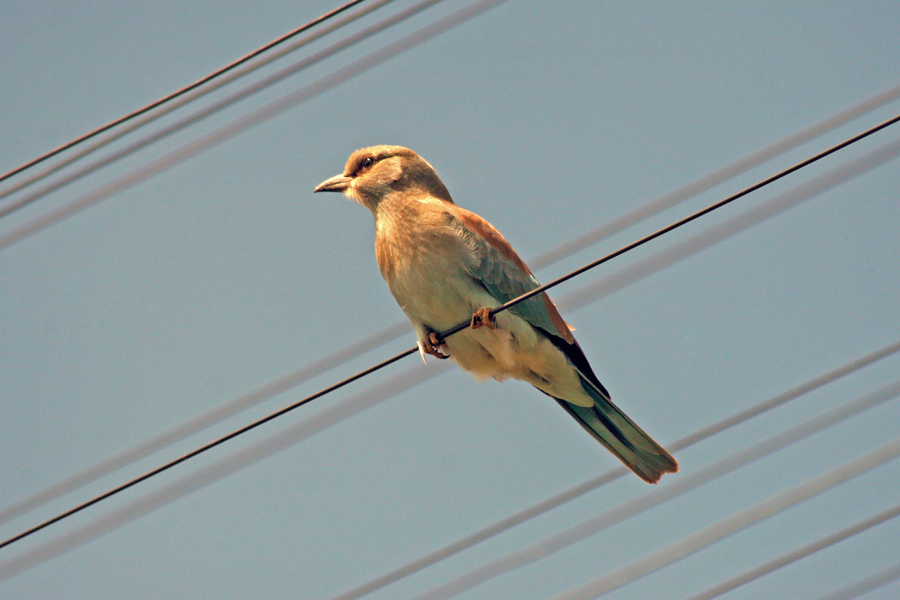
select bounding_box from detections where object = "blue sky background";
[2,1,900,599]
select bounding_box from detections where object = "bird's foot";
[471,307,496,330]
[421,331,449,360]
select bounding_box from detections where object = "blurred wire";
[469,114,900,331]
[552,440,900,600]
[328,345,900,600]
[3,135,898,548]
[412,382,900,600]
[2,356,897,582]
[0,0,506,527]
[0,0,377,189]
[558,136,900,313]
[0,0,437,220]
[5,104,899,528]
[814,563,900,600]
[682,504,900,600]
[0,322,409,525]
[3,19,897,255]
[0,362,451,581]
[330,131,900,599]
[529,82,900,271]
[0,339,420,551]
[0,0,506,251]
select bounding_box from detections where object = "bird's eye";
[362,156,375,169]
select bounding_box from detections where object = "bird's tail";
[553,375,678,484]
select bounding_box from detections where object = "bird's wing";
[450,205,575,344]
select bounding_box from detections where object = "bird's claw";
[421,331,449,361]
[471,307,496,330]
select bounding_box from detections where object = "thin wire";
[0,7,892,596]
[0,321,409,525]
[432,111,900,343]
[0,361,452,581]
[328,138,900,600]
[329,344,900,600]
[411,383,900,600]
[529,82,900,271]
[0,344,417,551]
[0,0,435,221]
[557,137,900,314]
[2,108,897,527]
[2,353,895,583]
[813,563,900,600]
[0,0,506,252]
[1,127,897,550]
[682,504,900,600]
[0,0,396,209]
[551,439,900,600]
[0,0,509,550]
[0,0,370,187]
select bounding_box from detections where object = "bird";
[314,145,678,483]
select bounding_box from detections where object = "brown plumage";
[314,145,678,483]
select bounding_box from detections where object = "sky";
[1,1,900,599]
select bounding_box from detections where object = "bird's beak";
[313,174,352,193]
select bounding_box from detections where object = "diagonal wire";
[681,504,900,600]
[411,383,900,600]
[551,439,900,600]
[0,361,452,581]
[0,0,506,252]
[0,0,509,550]
[0,0,436,220]
[435,112,900,340]
[2,111,898,532]
[2,354,897,583]
[813,563,900,600]
[0,337,419,551]
[0,0,374,187]
[0,0,501,525]
[0,6,895,597]
[557,136,900,313]
[529,83,900,271]
[327,345,900,600]
[327,138,900,600]
[2,131,898,549]
[0,321,409,525]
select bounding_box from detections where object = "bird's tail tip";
[633,451,679,484]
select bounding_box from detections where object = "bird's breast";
[375,208,480,331]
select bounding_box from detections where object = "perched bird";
[314,145,678,483]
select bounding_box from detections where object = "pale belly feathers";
[376,215,594,407]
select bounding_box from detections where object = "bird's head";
[313,145,453,212]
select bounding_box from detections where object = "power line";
[814,563,900,600]
[529,83,900,271]
[0,0,439,221]
[328,136,900,600]
[1,121,897,550]
[0,0,504,526]
[557,136,900,314]
[4,90,898,526]
[682,504,900,600]
[437,112,900,339]
[0,341,418,551]
[2,239,897,581]
[0,362,451,581]
[2,348,895,582]
[1,7,892,596]
[0,0,373,187]
[0,0,506,251]
[551,439,900,600]
[328,345,900,600]
[410,382,900,600]
[0,322,409,526]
